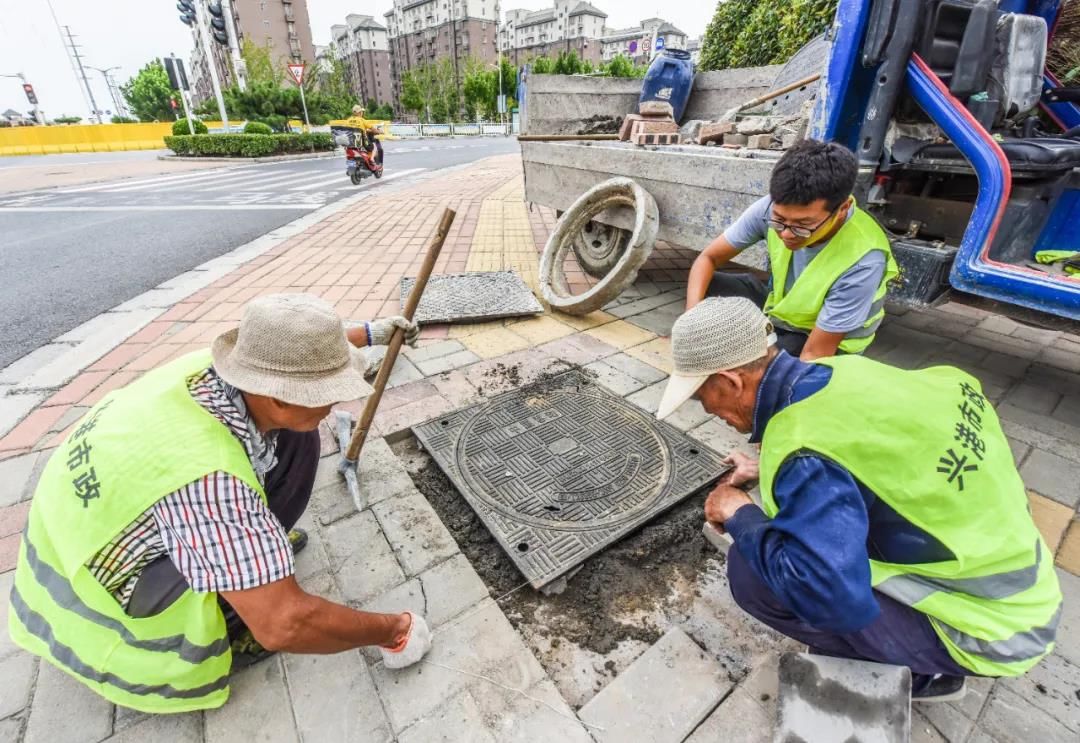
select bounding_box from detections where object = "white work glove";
[359,346,387,379]
[366,316,420,347]
[379,612,432,670]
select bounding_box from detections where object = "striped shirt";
[86,368,294,610]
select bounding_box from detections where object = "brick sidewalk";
[1,153,1078,742]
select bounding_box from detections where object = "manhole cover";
[402,271,543,325]
[412,371,728,589]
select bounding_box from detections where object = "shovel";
[334,207,456,511]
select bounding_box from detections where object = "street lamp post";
[88,66,124,120]
[0,73,44,124]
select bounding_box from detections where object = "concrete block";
[685,687,772,743]
[291,510,330,583]
[205,658,297,743]
[977,684,1075,742]
[398,689,497,743]
[696,121,735,144]
[747,133,775,149]
[413,349,482,377]
[0,718,23,743]
[282,649,393,743]
[1020,448,1080,508]
[639,100,674,117]
[404,339,468,365]
[630,119,679,136]
[623,301,684,336]
[356,436,420,509]
[25,660,113,743]
[372,491,459,577]
[911,710,950,743]
[631,132,681,146]
[369,599,548,733]
[605,290,683,319]
[0,651,37,719]
[0,450,40,507]
[777,653,910,743]
[724,133,749,146]
[323,511,406,604]
[584,359,649,396]
[702,521,733,555]
[105,712,202,743]
[309,478,359,527]
[579,627,731,743]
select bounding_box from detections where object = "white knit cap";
[657,297,776,420]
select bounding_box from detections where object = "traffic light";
[207,2,229,45]
[177,0,195,26]
[22,83,37,105]
[164,57,190,91]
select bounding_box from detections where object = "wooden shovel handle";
[345,207,456,461]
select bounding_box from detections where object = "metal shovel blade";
[334,410,365,512]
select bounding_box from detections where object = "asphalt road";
[0,137,520,369]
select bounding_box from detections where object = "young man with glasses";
[686,140,898,359]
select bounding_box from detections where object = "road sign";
[22,84,37,105]
[656,36,665,51]
[644,38,652,52]
[628,40,638,54]
[287,63,305,86]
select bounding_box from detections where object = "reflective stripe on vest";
[936,605,1062,665]
[19,535,229,664]
[10,587,230,700]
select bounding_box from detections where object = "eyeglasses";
[767,205,840,239]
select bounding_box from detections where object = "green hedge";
[172,117,208,135]
[164,133,334,158]
[243,121,273,135]
[700,0,837,71]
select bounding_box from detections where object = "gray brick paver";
[397,690,496,743]
[323,511,405,605]
[414,350,482,377]
[0,652,36,721]
[998,653,1079,734]
[974,684,1075,742]
[1019,448,1080,508]
[0,452,39,508]
[1003,382,1062,416]
[584,360,648,396]
[601,352,669,385]
[205,658,296,743]
[283,649,393,743]
[0,571,18,661]
[685,687,771,743]
[103,712,202,742]
[404,340,467,365]
[371,491,459,577]
[0,717,22,743]
[24,661,111,743]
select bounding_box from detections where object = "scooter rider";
[345,104,384,166]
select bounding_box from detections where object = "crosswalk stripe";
[199,169,336,192]
[103,166,305,194]
[0,204,324,212]
[57,166,251,193]
[288,168,424,192]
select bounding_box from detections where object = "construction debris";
[638,100,675,117]
[723,133,748,146]
[632,131,681,146]
[747,133,776,149]
[697,121,736,145]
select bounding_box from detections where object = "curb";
[0,166,446,440]
[158,151,338,164]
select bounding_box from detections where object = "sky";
[0,0,713,120]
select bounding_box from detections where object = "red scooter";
[344,131,383,185]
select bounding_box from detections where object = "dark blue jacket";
[724,351,955,634]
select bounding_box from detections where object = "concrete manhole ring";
[572,220,631,279]
[540,177,659,315]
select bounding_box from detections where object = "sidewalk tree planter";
[164,132,334,158]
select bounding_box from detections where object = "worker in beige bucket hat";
[9,294,433,713]
[658,297,1060,701]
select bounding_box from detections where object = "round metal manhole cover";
[456,385,672,531]
[414,370,729,589]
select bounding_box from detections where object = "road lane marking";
[288,168,424,191]
[55,167,252,193]
[0,204,323,212]
[197,169,337,192]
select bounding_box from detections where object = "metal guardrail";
[387,121,520,138]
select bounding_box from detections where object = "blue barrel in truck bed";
[639,49,696,122]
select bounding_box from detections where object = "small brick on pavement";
[205,658,297,743]
[323,511,405,605]
[372,491,459,577]
[25,660,113,743]
[283,649,393,743]
[1021,448,1080,508]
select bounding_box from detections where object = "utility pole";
[88,66,123,119]
[193,0,230,131]
[63,26,103,123]
[219,0,246,91]
[45,0,92,121]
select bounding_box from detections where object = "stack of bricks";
[620,101,682,147]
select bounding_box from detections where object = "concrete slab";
[578,627,732,743]
[24,661,113,743]
[776,653,910,743]
[685,687,772,743]
[282,649,393,743]
[322,511,406,605]
[204,657,297,742]
[371,491,460,577]
[0,651,37,720]
[104,712,202,743]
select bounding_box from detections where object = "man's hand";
[367,316,420,347]
[379,611,433,669]
[722,451,759,487]
[705,483,753,526]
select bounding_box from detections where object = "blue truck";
[520,0,1080,323]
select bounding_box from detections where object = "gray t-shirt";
[723,196,887,334]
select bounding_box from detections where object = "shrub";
[700,0,836,71]
[243,121,273,135]
[172,117,208,135]
[111,115,139,124]
[164,132,335,158]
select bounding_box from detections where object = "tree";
[700,0,836,71]
[400,58,460,122]
[602,54,647,78]
[121,60,180,122]
[242,39,285,85]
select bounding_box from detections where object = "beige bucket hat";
[212,294,373,407]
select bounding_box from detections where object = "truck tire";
[572,220,631,278]
[540,178,658,315]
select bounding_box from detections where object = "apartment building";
[189,0,316,104]
[600,18,688,65]
[382,0,500,106]
[498,1,606,67]
[332,14,393,106]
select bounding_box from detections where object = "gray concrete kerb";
[0,167,441,440]
[157,151,339,164]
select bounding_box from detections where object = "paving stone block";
[915,692,977,742]
[105,712,202,742]
[1058,520,1080,575]
[465,348,574,397]
[1052,394,1080,429]
[777,653,910,743]
[977,684,1075,742]
[0,571,18,661]
[504,315,575,345]
[998,652,1079,734]
[622,336,673,374]
[205,657,297,743]
[292,509,330,582]
[537,333,618,366]
[414,349,482,377]
[1008,436,1031,465]
[372,491,459,577]
[427,368,482,409]
[579,627,732,743]
[685,687,772,743]
[376,394,455,439]
[584,360,649,396]
[25,660,112,743]
[472,675,593,743]
[605,292,683,320]
[1054,568,1080,665]
[0,717,23,743]
[583,320,656,350]
[1021,448,1080,508]
[460,326,533,361]
[310,478,359,527]
[0,451,40,507]
[404,339,468,364]
[419,553,491,626]
[689,418,751,458]
[627,381,711,430]
[369,598,548,733]
[976,350,1031,379]
[323,511,406,605]
[1029,491,1074,553]
[910,710,949,743]
[1004,382,1062,416]
[283,649,393,743]
[624,301,684,336]
[398,689,496,743]
[0,651,37,719]
[600,352,668,385]
[998,407,1080,466]
[547,310,616,331]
